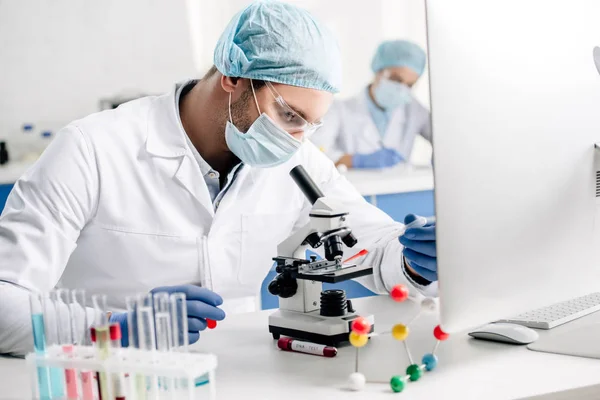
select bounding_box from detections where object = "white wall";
[0,0,197,138]
[0,0,429,149]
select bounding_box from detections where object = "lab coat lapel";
[174,155,215,217]
[144,87,215,219]
[213,165,252,217]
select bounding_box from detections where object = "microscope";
[267,165,375,346]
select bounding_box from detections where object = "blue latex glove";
[109,285,226,347]
[352,148,403,169]
[399,214,437,282]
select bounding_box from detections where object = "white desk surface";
[2,295,600,400]
[343,164,434,196]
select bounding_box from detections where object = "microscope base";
[268,309,375,347]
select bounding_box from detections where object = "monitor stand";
[527,323,600,359]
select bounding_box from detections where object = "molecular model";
[347,284,449,393]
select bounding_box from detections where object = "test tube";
[55,289,79,400]
[29,292,51,400]
[169,293,188,352]
[92,294,112,400]
[45,291,66,398]
[136,294,156,351]
[90,328,102,400]
[170,293,190,397]
[154,293,173,353]
[126,295,145,400]
[125,296,139,350]
[109,323,127,400]
[136,294,158,396]
[71,289,96,400]
[154,293,173,396]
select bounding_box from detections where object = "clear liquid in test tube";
[170,293,191,396]
[137,293,158,396]
[154,292,173,395]
[170,293,188,352]
[126,295,146,400]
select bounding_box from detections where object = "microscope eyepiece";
[268,274,298,298]
[290,165,324,205]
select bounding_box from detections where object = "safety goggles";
[264,81,323,135]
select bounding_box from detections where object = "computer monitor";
[427,0,600,333]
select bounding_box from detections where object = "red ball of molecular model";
[346,284,449,393]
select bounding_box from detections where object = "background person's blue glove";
[399,214,437,282]
[352,148,403,169]
[109,284,226,347]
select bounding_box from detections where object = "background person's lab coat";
[312,89,432,164]
[0,85,436,356]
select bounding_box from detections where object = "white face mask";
[225,80,303,168]
[373,78,412,110]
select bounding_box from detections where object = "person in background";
[312,40,431,169]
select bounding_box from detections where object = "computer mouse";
[468,323,539,345]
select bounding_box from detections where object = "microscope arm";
[276,223,314,259]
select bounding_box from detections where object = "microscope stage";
[296,263,373,283]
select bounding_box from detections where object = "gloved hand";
[352,148,403,169]
[109,285,226,347]
[399,214,437,282]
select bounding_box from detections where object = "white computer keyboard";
[498,292,600,329]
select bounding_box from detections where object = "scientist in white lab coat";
[0,1,438,355]
[312,40,432,169]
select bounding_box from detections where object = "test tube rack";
[26,345,217,400]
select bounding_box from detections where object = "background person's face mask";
[373,78,412,110]
[225,80,303,168]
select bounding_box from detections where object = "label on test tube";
[277,337,337,357]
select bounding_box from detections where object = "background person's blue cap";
[213,0,342,93]
[371,40,427,76]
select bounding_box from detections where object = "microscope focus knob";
[268,280,281,296]
[268,274,298,298]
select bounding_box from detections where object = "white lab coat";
[312,89,432,163]
[0,85,436,355]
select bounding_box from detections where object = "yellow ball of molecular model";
[346,284,449,393]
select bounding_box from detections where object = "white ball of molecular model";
[347,372,366,391]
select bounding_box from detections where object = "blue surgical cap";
[371,40,427,76]
[213,0,342,93]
